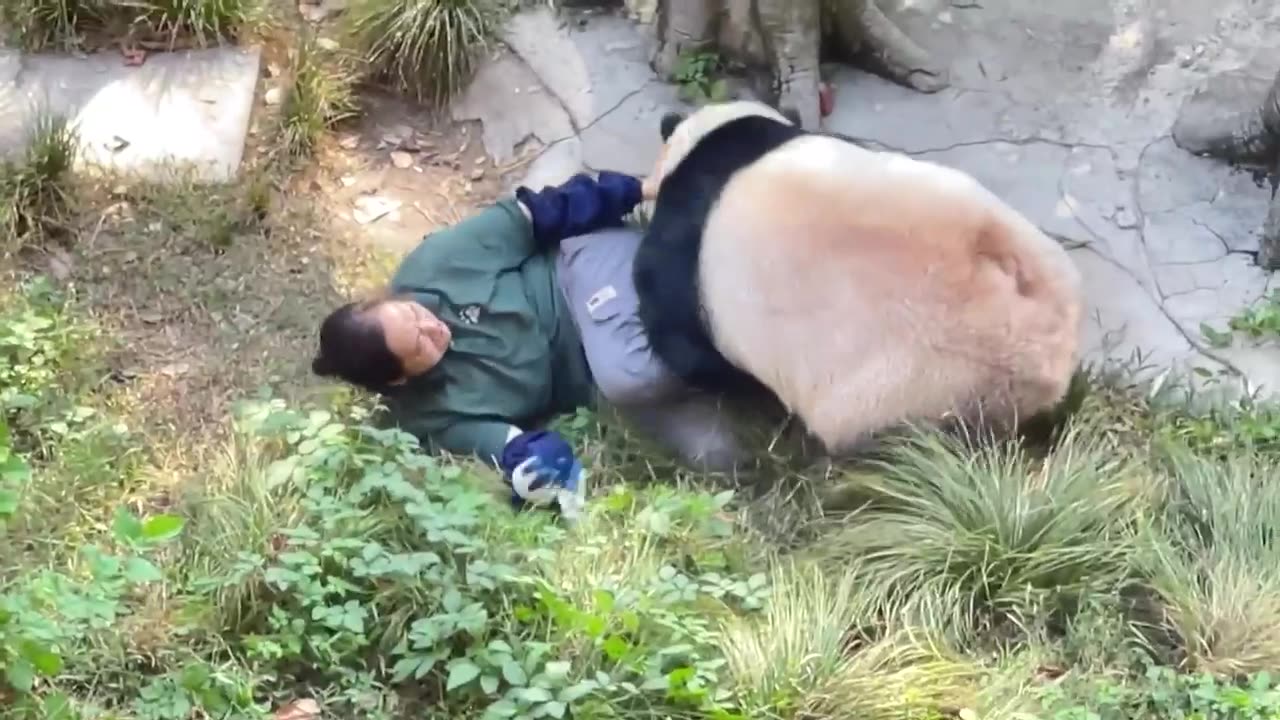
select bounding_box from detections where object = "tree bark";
[1175,70,1280,165]
[1174,70,1280,270]
[648,0,948,130]
[823,0,949,94]
[1260,191,1280,270]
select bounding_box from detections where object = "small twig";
[86,201,126,253]
[411,201,438,226]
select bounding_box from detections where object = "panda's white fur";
[642,100,1084,455]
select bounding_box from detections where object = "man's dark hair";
[311,301,404,393]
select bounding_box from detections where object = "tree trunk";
[1260,191,1280,270]
[1174,70,1280,165]
[1174,70,1280,270]
[649,0,948,130]
[823,0,949,94]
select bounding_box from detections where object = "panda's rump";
[696,138,1075,444]
[698,188,997,432]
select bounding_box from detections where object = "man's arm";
[395,172,644,288]
[515,171,643,250]
[413,418,522,468]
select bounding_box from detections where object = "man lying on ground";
[311,171,744,517]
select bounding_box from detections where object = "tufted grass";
[278,31,362,159]
[800,420,1153,625]
[1,114,79,253]
[1,0,269,51]
[340,0,501,107]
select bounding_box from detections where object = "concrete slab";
[0,46,260,182]
[578,81,685,176]
[451,50,575,165]
[512,137,584,192]
[504,8,656,130]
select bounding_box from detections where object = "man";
[311,170,744,487]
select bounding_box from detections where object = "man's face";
[369,299,452,381]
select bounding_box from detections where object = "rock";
[389,151,414,169]
[264,86,283,105]
[352,196,401,225]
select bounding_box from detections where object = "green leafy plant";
[1041,662,1280,720]
[674,50,730,105]
[181,397,776,718]
[1,505,186,694]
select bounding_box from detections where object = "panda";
[632,99,1084,456]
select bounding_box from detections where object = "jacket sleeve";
[514,171,643,250]
[402,415,519,469]
[427,420,520,468]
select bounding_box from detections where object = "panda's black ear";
[659,111,686,141]
[779,105,802,126]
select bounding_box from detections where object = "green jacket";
[381,199,595,465]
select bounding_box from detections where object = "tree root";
[1260,192,1280,271]
[649,0,718,81]
[1173,70,1280,165]
[825,0,949,93]
[647,0,949,130]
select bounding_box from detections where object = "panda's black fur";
[632,110,807,396]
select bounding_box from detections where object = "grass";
[804,421,1151,623]
[341,0,502,107]
[279,32,362,159]
[1,114,78,253]
[1,0,270,51]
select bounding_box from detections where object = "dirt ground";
[6,81,523,481]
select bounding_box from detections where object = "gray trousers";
[555,227,745,471]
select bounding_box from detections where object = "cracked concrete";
[453,0,1280,402]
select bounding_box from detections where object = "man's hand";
[641,175,660,202]
[499,429,587,522]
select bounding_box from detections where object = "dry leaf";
[389,151,414,169]
[352,196,401,225]
[274,698,321,720]
[158,362,190,378]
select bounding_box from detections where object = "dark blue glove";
[515,172,643,248]
[499,430,584,515]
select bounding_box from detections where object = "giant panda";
[632,99,1084,456]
